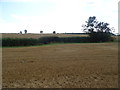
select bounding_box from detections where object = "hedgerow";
[2,38,39,46]
[1,36,114,47]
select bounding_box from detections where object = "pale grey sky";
[0,0,119,34]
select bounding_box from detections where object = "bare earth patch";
[2,43,118,88]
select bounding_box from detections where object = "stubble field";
[2,42,118,88]
[2,33,88,39]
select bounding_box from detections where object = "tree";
[53,31,56,34]
[24,29,27,34]
[40,31,43,34]
[82,16,114,42]
[20,31,22,34]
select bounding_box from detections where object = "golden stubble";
[2,42,118,88]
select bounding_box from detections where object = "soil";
[2,43,118,88]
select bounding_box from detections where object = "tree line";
[19,30,56,34]
[82,16,115,42]
[2,36,90,47]
[1,16,116,47]
[19,16,115,42]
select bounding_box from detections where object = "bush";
[38,36,60,44]
[2,36,92,47]
[2,35,114,47]
[59,37,90,43]
[89,32,113,42]
[2,38,39,47]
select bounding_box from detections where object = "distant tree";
[53,31,56,34]
[82,16,114,42]
[20,31,22,34]
[40,31,43,34]
[24,29,27,34]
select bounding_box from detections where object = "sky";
[0,0,119,34]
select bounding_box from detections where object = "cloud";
[0,20,19,33]
[0,0,36,2]
[0,0,56,3]
[9,13,58,33]
[0,0,119,33]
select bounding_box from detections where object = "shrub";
[89,32,113,42]
[59,37,90,43]
[38,36,60,44]
[2,38,39,47]
[3,35,114,47]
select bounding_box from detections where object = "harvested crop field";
[2,33,88,39]
[2,43,118,88]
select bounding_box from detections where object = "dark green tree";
[82,16,114,42]
[20,31,22,34]
[53,31,56,34]
[40,31,43,34]
[24,29,27,34]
